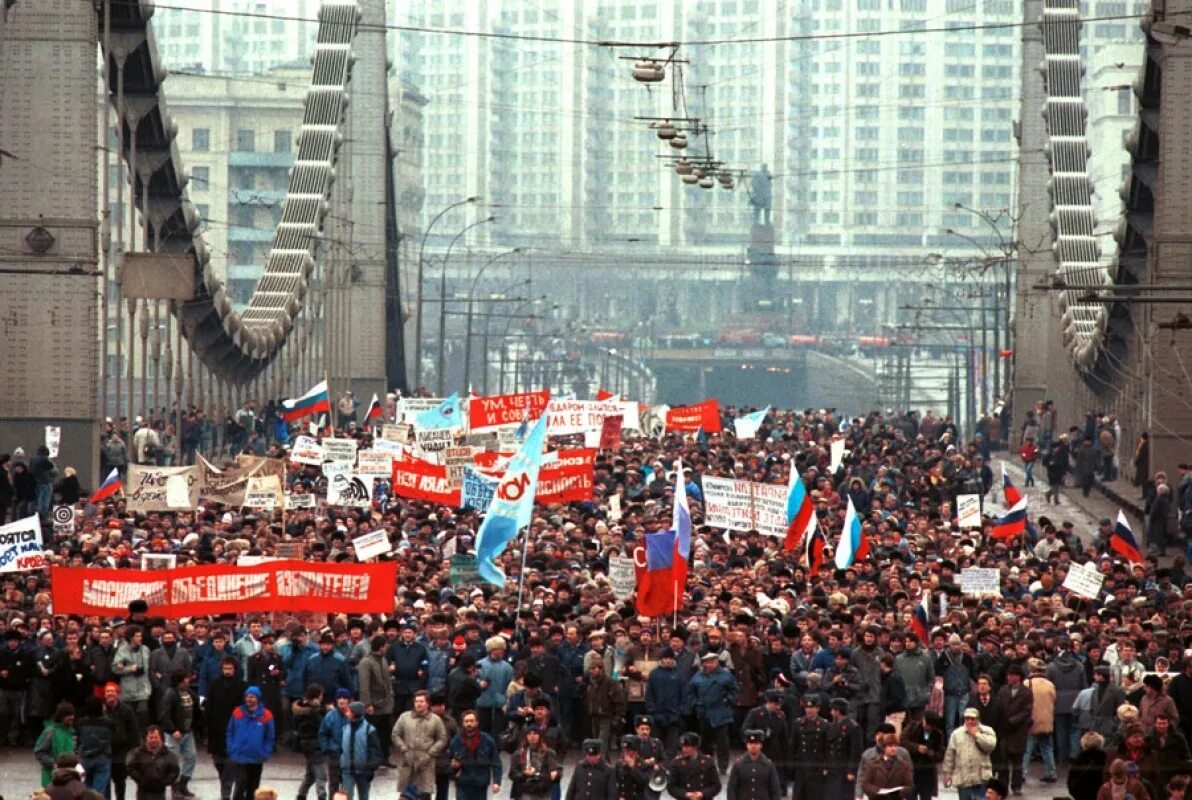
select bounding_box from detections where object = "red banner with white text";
[467,390,551,432]
[50,561,398,617]
[665,399,722,433]
[472,449,596,505]
[391,457,461,506]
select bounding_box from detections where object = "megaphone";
[648,766,669,793]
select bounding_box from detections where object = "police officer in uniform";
[825,698,863,800]
[791,695,829,800]
[726,730,782,800]
[743,690,791,794]
[616,736,651,800]
[566,739,617,800]
[632,717,667,799]
[667,733,722,800]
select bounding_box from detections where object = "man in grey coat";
[358,635,395,767]
[894,634,934,713]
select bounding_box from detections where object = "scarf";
[462,728,481,755]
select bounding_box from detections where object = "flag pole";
[513,522,533,642]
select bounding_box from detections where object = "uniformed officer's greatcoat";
[565,760,617,800]
[666,752,722,800]
[726,753,782,800]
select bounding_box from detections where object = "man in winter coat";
[102,682,140,800]
[894,634,935,714]
[645,650,686,756]
[387,623,429,717]
[936,635,976,738]
[727,729,782,800]
[281,628,317,718]
[156,672,199,799]
[991,664,1032,794]
[45,752,87,800]
[941,708,996,800]
[666,732,721,800]
[126,726,181,800]
[149,631,192,697]
[584,660,628,758]
[688,651,739,774]
[206,656,246,800]
[246,633,286,735]
[1047,641,1090,765]
[198,630,239,701]
[392,690,448,800]
[1021,660,1057,785]
[0,627,32,745]
[113,627,153,728]
[825,698,863,800]
[566,738,617,800]
[359,635,395,767]
[292,684,328,800]
[553,626,589,745]
[850,628,885,740]
[743,690,791,790]
[340,701,383,800]
[823,647,864,718]
[1087,665,1127,742]
[306,633,352,705]
[226,685,275,800]
[319,690,353,795]
[448,709,501,800]
[476,637,514,738]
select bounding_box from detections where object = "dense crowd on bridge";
[2,398,1192,800]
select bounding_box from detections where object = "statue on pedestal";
[747,164,772,227]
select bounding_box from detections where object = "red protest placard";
[599,415,623,450]
[468,390,551,432]
[50,561,398,616]
[390,456,461,506]
[665,399,722,433]
[536,448,596,504]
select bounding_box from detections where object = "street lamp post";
[436,215,495,394]
[463,248,523,392]
[415,196,477,391]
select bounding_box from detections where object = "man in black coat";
[726,730,782,800]
[246,633,286,735]
[387,623,429,716]
[566,739,617,800]
[103,681,141,800]
[742,691,790,792]
[205,656,247,800]
[825,698,863,800]
[0,628,32,746]
[791,696,830,800]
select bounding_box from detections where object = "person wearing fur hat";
[476,637,514,739]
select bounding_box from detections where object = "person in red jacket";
[1020,437,1039,487]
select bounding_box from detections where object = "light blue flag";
[416,393,463,430]
[474,415,548,586]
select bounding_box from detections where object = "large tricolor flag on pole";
[834,496,867,569]
[88,469,123,505]
[474,415,547,586]
[991,497,1028,540]
[783,465,816,553]
[636,463,692,616]
[912,591,931,644]
[282,380,331,422]
[1110,510,1143,563]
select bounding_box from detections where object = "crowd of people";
[2,401,1192,800]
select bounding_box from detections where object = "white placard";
[609,555,636,600]
[398,397,444,423]
[701,476,788,538]
[327,473,374,507]
[609,494,622,521]
[243,491,277,510]
[956,494,982,530]
[322,438,358,464]
[1063,562,1105,600]
[352,529,391,561]
[959,568,1001,596]
[285,493,316,509]
[444,447,477,488]
[44,426,60,459]
[51,506,75,537]
[322,461,352,479]
[289,436,325,466]
[0,516,46,573]
[371,438,404,455]
[415,428,455,453]
[356,449,394,476]
[545,398,626,436]
[829,438,845,473]
[381,423,412,443]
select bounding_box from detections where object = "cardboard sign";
[398,397,444,423]
[829,438,846,474]
[0,516,47,573]
[243,491,277,510]
[289,436,324,466]
[959,568,1001,596]
[546,398,626,436]
[415,428,455,453]
[51,506,75,537]
[449,553,482,586]
[701,476,788,538]
[609,494,622,521]
[461,466,498,511]
[381,423,412,444]
[322,438,358,464]
[599,415,623,450]
[285,493,315,510]
[126,465,203,512]
[609,555,636,600]
[327,473,374,508]
[165,475,192,509]
[140,553,176,571]
[45,426,60,459]
[1063,562,1105,600]
[444,447,478,488]
[356,449,394,476]
[352,529,391,561]
[956,494,983,530]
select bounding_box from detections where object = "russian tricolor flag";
[1002,464,1022,507]
[834,496,867,569]
[673,458,692,561]
[991,497,1028,540]
[1111,510,1143,563]
[784,465,816,553]
[912,591,931,644]
[282,380,331,422]
[364,393,384,423]
[88,468,123,505]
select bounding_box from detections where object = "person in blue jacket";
[306,632,352,704]
[339,701,383,800]
[318,689,353,796]
[226,685,275,800]
[198,630,240,700]
[448,709,502,800]
[645,650,687,757]
[688,651,739,773]
[282,627,318,714]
